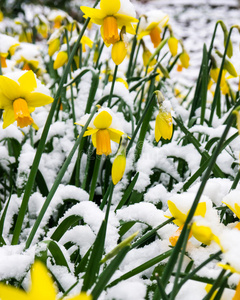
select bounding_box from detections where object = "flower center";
[13,98,33,128]
[149,26,161,48]
[103,16,120,45]
[96,129,111,156]
[1,56,7,68]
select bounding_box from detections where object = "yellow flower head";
[53,51,68,69]
[0,33,20,68]
[111,40,127,65]
[179,51,190,69]
[76,108,125,156]
[168,36,178,57]
[191,218,220,246]
[164,193,211,227]
[154,92,173,142]
[0,11,3,22]
[138,10,169,48]
[111,134,128,185]
[0,70,53,129]
[81,0,138,46]
[48,9,69,29]
[0,261,91,300]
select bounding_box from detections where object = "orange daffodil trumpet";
[154,91,173,142]
[138,10,169,48]
[0,70,53,129]
[76,108,126,156]
[80,0,138,46]
[0,261,91,300]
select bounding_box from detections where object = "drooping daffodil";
[53,35,93,69]
[154,91,173,143]
[76,108,126,156]
[138,10,169,48]
[0,70,53,129]
[0,33,20,68]
[165,193,219,246]
[0,260,91,300]
[81,0,138,46]
[112,134,128,185]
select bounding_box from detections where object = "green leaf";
[36,240,70,271]
[92,246,130,300]
[51,215,83,241]
[115,172,139,210]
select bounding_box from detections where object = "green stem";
[127,92,156,154]
[24,106,98,249]
[169,227,191,300]
[11,13,93,246]
[108,65,118,107]
[209,26,236,125]
[89,155,102,201]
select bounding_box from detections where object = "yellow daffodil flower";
[81,0,138,46]
[111,40,127,65]
[0,11,3,22]
[165,200,206,227]
[138,10,169,48]
[53,51,68,69]
[53,36,93,69]
[168,36,178,57]
[0,33,20,68]
[165,194,217,246]
[48,10,69,29]
[48,38,61,56]
[179,51,190,69]
[111,134,128,184]
[0,70,53,129]
[0,261,91,300]
[76,109,125,156]
[154,92,173,142]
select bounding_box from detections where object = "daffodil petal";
[235,203,240,219]
[0,284,28,300]
[26,92,53,107]
[80,6,105,22]
[93,110,112,129]
[2,106,15,129]
[108,128,124,143]
[218,263,239,274]
[29,261,57,300]
[0,76,21,100]
[100,0,120,15]
[81,36,93,48]
[0,91,11,108]
[195,202,207,217]
[18,70,37,93]
[167,200,186,227]
[115,14,139,25]
[92,132,97,148]
[83,128,99,137]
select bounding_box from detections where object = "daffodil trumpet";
[76,109,126,156]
